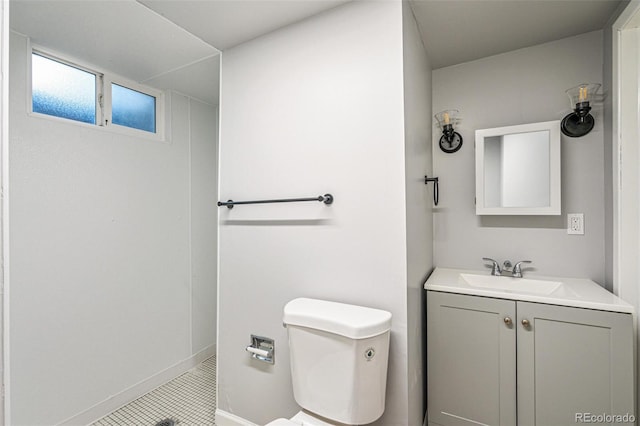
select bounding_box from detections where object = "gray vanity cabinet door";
[516,302,635,426]
[427,291,517,426]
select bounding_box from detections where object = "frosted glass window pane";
[111,84,156,133]
[32,53,96,124]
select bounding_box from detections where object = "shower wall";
[8,32,218,425]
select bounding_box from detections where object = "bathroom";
[0,0,638,425]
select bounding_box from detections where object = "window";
[32,53,97,125]
[111,83,156,133]
[31,50,162,138]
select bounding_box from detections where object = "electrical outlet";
[567,213,584,235]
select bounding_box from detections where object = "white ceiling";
[9,0,348,106]
[10,0,221,104]
[138,0,349,50]
[143,55,221,105]
[410,0,624,69]
[9,0,627,105]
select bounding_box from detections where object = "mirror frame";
[475,120,561,215]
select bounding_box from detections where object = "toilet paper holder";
[246,335,275,364]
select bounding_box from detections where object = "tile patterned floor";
[92,356,216,426]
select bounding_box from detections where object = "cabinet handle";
[522,319,530,327]
[503,317,512,325]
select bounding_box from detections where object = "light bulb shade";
[434,109,460,129]
[565,83,600,107]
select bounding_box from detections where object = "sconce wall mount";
[561,83,600,138]
[435,110,463,153]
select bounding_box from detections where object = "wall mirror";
[475,120,561,215]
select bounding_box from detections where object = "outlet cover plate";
[567,213,584,235]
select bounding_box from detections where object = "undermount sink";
[460,273,562,295]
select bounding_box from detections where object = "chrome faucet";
[512,260,532,278]
[483,258,532,278]
[482,258,502,276]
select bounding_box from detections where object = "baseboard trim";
[58,344,216,426]
[215,409,259,426]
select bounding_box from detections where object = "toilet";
[266,298,392,426]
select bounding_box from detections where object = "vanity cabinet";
[426,290,635,426]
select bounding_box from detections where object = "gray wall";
[433,30,607,285]
[603,2,629,290]
[190,102,219,353]
[603,23,614,291]
[217,1,424,424]
[9,32,218,425]
[402,2,433,424]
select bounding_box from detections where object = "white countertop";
[424,267,634,314]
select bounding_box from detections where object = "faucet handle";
[482,257,502,276]
[512,260,532,278]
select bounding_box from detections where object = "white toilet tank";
[283,298,392,425]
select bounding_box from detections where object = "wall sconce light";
[561,83,600,138]
[435,110,463,153]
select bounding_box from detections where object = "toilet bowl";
[267,410,339,426]
[265,298,392,426]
